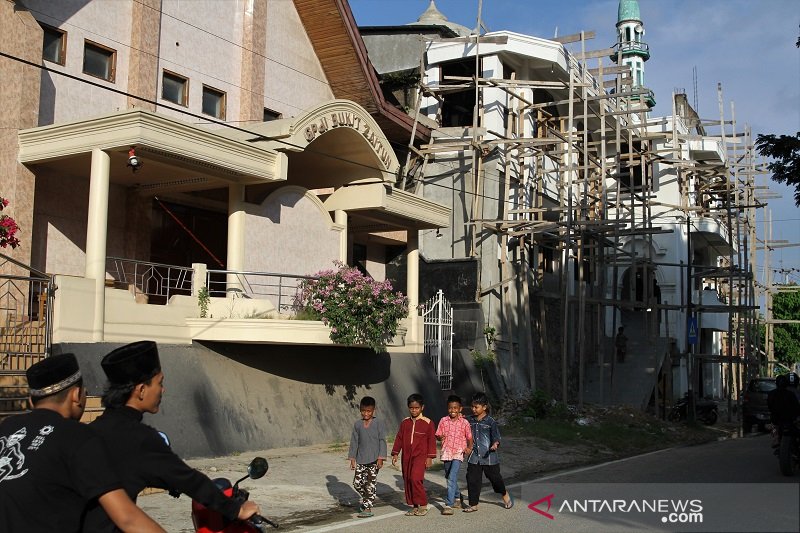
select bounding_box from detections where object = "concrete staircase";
[0,373,28,417]
[583,314,671,409]
[1,319,47,419]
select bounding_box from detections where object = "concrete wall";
[244,186,342,276]
[264,0,333,117]
[32,170,130,276]
[65,342,447,458]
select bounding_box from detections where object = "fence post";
[191,263,207,297]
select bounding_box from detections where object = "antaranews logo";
[528,494,555,520]
[528,494,703,524]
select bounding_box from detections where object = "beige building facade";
[1,0,448,347]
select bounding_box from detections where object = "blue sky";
[350,0,800,283]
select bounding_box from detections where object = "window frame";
[40,23,67,66]
[82,39,116,82]
[201,84,226,119]
[161,69,190,107]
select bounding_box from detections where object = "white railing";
[106,257,194,301]
[205,270,317,313]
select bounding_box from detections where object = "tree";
[771,285,800,367]
[753,31,800,206]
[755,132,800,206]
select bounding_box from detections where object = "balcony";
[611,41,650,60]
[691,216,735,255]
[51,260,415,351]
[696,288,730,332]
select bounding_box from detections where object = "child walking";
[435,394,473,515]
[348,396,387,518]
[391,393,437,516]
[463,392,513,512]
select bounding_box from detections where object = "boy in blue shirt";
[463,392,513,512]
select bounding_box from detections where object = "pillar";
[334,210,347,263]
[85,149,110,341]
[406,229,420,344]
[226,183,246,296]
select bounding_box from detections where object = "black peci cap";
[101,341,161,385]
[26,353,82,397]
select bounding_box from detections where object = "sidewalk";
[138,436,604,531]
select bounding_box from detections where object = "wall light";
[127,147,142,173]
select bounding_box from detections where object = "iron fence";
[205,270,317,313]
[0,252,54,373]
[106,257,194,302]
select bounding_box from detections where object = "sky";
[349,0,800,287]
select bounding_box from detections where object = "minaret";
[612,0,655,107]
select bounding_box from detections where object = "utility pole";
[686,215,696,423]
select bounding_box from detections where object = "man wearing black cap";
[0,354,165,532]
[82,341,259,532]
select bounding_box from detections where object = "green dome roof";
[618,0,641,23]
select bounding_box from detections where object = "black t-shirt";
[82,406,240,532]
[0,408,120,533]
[768,387,800,424]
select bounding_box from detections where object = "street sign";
[687,317,698,345]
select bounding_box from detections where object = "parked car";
[742,377,776,433]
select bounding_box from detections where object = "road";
[301,434,800,533]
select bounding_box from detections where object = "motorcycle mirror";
[248,457,269,480]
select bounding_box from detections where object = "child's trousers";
[466,462,506,506]
[353,462,378,509]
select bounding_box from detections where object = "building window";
[41,24,66,65]
[162,70,189,106]
[83,40,116,81]
[263,108,282,121]
[202,85,226,119]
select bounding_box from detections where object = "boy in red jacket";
[391,393,437,516]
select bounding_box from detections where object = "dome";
[408,0,473,37]
[617,0,641,23]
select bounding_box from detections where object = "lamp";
[435,229,442,239]
[127,147,142,173]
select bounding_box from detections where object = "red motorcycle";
[191,457,279,532]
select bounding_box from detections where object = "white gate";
[422,289,453,390]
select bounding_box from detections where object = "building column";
[85,149,110,341]
[226,183,246,296]
[406,229,420,344]
[334,210,347,262]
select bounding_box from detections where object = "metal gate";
[1,252,54,415]
[422,289,453,390]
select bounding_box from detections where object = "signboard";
[687,317,698,345]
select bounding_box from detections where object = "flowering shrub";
[298,262,409,352]
[0,197,20,249]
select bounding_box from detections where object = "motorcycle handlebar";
[249,514,279,529]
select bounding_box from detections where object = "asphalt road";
[300,434,800,533]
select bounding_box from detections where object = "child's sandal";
[404,509,417,516]
[414,507,428,516]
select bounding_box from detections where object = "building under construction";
[361,0,766,414]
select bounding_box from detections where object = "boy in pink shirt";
[435,394,473,515]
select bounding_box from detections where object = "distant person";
[0,354,165,533]
[82,341,259,532]
[463,392,513,512]
[615,326,628,363]
[391,393,436,516]
[347,396,387,519]
[435,394,472,515]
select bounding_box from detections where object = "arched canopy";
[246,99,400,189]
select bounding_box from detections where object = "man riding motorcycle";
[767,373,800,439]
